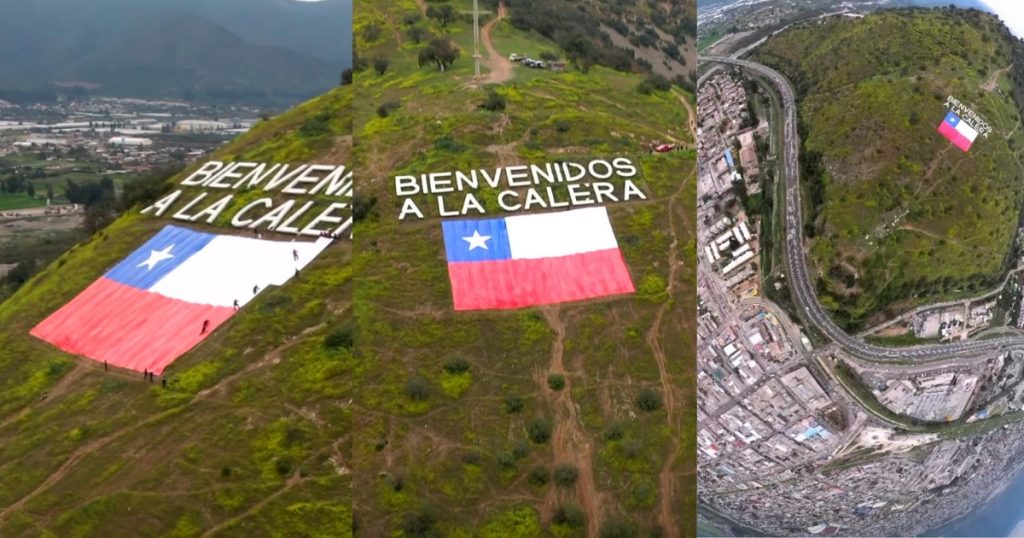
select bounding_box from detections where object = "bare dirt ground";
[540,307,603,537]
[676,89,697,145]
[983,64,1012,92]
[649,172,693,538]
[480,3,514,85]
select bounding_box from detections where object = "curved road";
[698,55,1024,363]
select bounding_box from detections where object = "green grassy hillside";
[755,8,1024,329]
[0,87,354,536]
[352,1,695,536]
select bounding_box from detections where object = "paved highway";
[699,55,1024,363]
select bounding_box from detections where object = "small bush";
[352,194,378,222]
[377,100,401,118]
[553,502,585,528]
[373,56,390,75]
[362,23,383,42]
[621,439,644,460]
[299,111,332,137]
[600,517,640,538]
[496,451,517,470]
[405,376,431,401]
[324,325,354,349]
[637,74,672,95]
[527,465,549,487]
[386,474,404,492]
[547,373,566,390]
[434,135,466,152]
[511,439,530,460]
[635,388,663,412]
[526,417,552,444]
[553,464,578,487]
[504,394,525,414]
[443,357,471,374]
[402,506,439,537]
[481,89,507,111]
[604,422,625,441]
[462,451,482,466]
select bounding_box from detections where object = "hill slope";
[352,1,696,536]
[0,87,354,535]
[754,7,1024,329]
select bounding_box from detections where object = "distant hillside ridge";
[0,0,352,104]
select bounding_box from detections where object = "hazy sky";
[982,0,1024,37]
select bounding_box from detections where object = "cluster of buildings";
[698,69,768,307]
[704,218,756,277]
[705,422,1024,537]
[873,372,979,422]
[908,300,998,342]
[698,70,763,196]
[0,97,261,177]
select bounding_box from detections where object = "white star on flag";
[137,245,175,271]
[462,230,491,251]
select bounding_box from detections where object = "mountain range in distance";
[0,0,353,105]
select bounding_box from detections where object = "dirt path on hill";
[540,307,602,537]
[0,328,323,525]
[675,89,697,142]
[647,166,696,532]
[983,64,1012,92]
[414,0,427,15]
[914,145,953,197]
[900,223,948,242]
[199,472,305,537]
[649,171,693,538]
[480,2,513,84]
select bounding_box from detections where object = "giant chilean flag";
[31,225,331,374]
[441,207,635,310]
[937,111,978,152]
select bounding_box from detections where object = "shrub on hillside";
[526,417,552,443]
[635,388,663,412]
[324,325,354,350]
[553,502,585,528]
[481,89,507,111]
[553,464,578,487]
[637,74,672,94]
[405,376,431,401]
[377,100,401,118]
[443,357,471,374]
[504,394,525,414]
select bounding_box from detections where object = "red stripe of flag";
[31,278,234,374]
[446,248,635,311]
[938,120,972,152]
